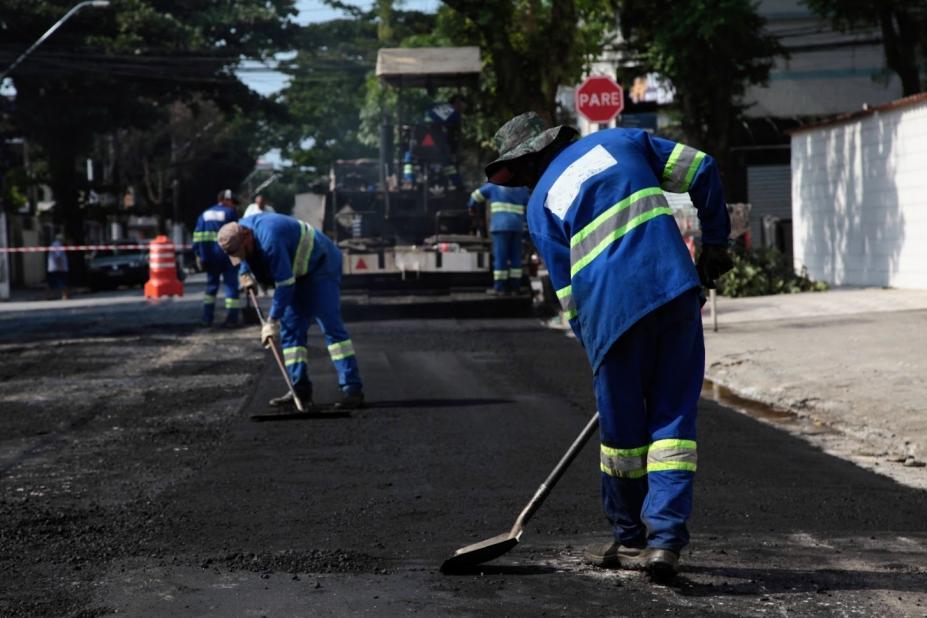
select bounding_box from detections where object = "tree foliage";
[802,0,927,95]
[617,0,783,184]
[0,0,295,241]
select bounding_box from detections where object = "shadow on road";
[677,565,927,596]
[365,398,515,409]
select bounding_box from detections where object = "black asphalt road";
[1,303,925,616]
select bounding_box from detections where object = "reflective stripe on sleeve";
[490,203,526,215]
[470,189,485,203]
[600,443,649,479]
[282,346,308,367]
[276,276,296,287]
[662,144,706,193]
[647,438,697,473]
[292,222,316,278]
[327,339,355,361]
[569,187,672,278]
[193,231,219,242]
[555,285,577,319]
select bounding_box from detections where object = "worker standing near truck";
[193,190,241,327]
[424,94,466,190]
[484,112,733,581]
[468,182,531,294]
[216,213,364,410]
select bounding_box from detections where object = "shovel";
[440,412,600,573]
[246,288,306,413]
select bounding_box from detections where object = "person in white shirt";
[243,194,275,219]
[47,235,69,300]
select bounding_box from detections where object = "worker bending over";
[468,182,530,294]
[193,189,240,326]
[216,213,364,410]
[485,112,732,581]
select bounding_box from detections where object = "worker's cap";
[217,222,246,265]
[218,189,235,202]
[484,112,578,186]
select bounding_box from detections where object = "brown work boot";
[644,548,680,583]
[582,540,647,570]
[334,390,365,410]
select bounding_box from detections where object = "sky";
[238,0,442,96]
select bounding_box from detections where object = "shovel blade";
[440,531,520,573]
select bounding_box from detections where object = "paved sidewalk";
[705,288,927,490]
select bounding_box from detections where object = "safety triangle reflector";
[421,133,436,147]
[355,258,368,270]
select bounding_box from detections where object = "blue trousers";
[279,251,362,394]
[594,288,703,552]
[203,263,240,324]
[491,231,522,292]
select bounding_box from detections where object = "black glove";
[696,244,734,289]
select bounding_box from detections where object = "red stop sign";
[575,76,624,123]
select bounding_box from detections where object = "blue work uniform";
[239,213,362,395]
[527,128,730,552]
[469,183,530,292]
[193,203,240,325]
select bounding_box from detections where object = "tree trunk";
[879,7,922,96]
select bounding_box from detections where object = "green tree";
[802,0,926,96]
[617,0,783,185]
[277,3,436,176]
[0,0,295,243]
[438,0,617,127]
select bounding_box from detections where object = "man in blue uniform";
[485,112,733,581]
[468,182,531,294]
[193,189,240,326]
[216,213,364,410]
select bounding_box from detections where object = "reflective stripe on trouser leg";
[491,232,510,291]
[300,265,363,393]
[639,288,704,552]
[507,230,522,291]
[222,263,241,323]
[202,270,220,323]
[280,303,311,391]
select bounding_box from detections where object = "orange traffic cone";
[144,235,184,298]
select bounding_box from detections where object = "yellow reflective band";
[564,309,577,320]
[602,444,650,457]
[490,203,525,215]
[647,462,697,473]
[555,285,576,316]
[470,189,485,203]
[282,346,308,367]
[650,439,696,451]
[327,340,355,361]
[662,144,705,193]
[276,276,296,287]
[203,294,216,305]
[292,222,316,278]
[600,463,648,479]
[555,285,571,299]
[508,269,521,278]
[193,231,219,242]
[224,297,240,309]
[493,270,507,280]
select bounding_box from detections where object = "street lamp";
[0,1,112,83]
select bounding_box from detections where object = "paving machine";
[328,47,504,294]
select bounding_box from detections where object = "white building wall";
[791,99,927,288]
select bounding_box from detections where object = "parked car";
[86,241,149,291]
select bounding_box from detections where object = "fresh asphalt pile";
[1,304,926,616]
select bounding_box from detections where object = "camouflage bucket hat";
[485,111,578,185]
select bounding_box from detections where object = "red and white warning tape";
[0,243,193,253]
